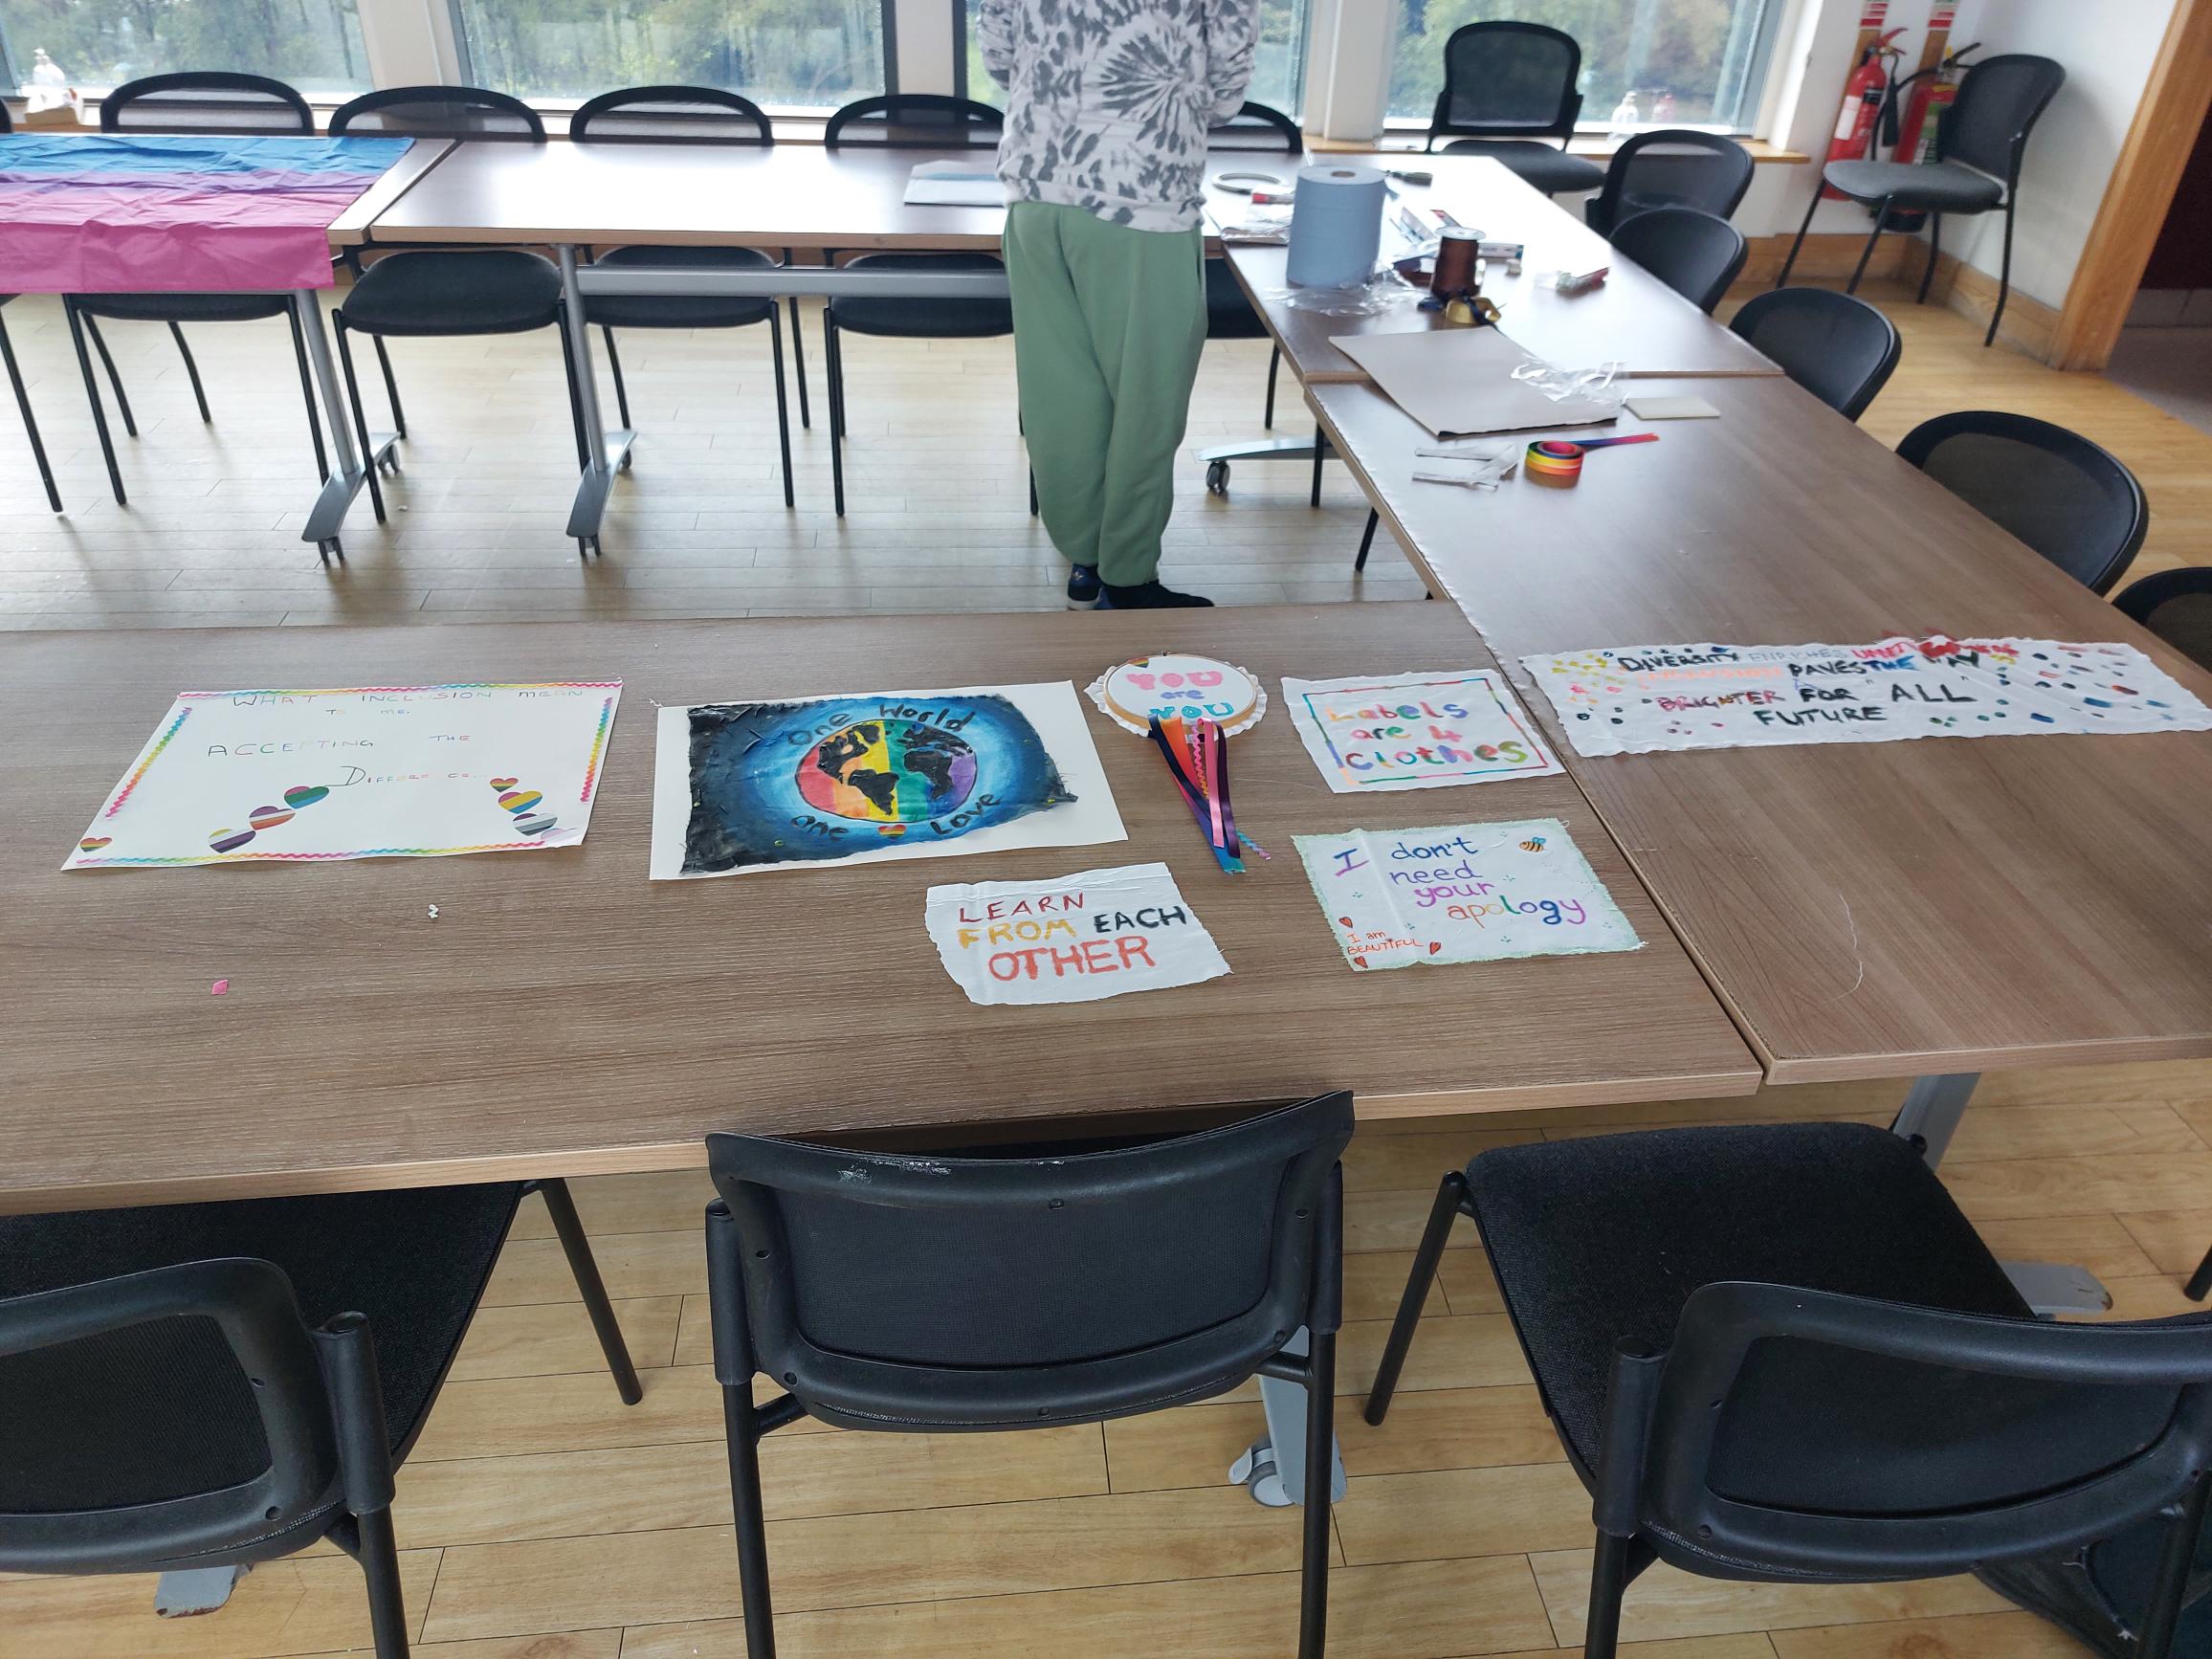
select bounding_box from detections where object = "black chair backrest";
[1606,1278,2212,1582]
[1940,55,2067,186]
[1897,410,2148,595]
[0,1257,342,1572]
[571,85,773,145]
[707,1092,1353,1430]
[1427,20,1582,148]
[1209,100,1301,154]
[329,85,544,141]
[1728,287,1900,422]
[825,94,1002,149]
[100,71,313,136]
[2114,568,2212,673]
[1610,206,1746,315]
[1592,130,1754,231]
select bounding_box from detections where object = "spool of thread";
[1431,226,1481,297]
[1524,440,1587,482]
[1286,164,1386,289]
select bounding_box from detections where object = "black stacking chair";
[63,73,325,507]
[572,86,795,508]
[0,1179,637,1658]
[1898,410,2147,595]
[2117,568,2212,674]
[1366,1122,2212,1659]
[1609,206,1746,315]
[1207,101,1301,428]
[1727,287,1900,420]
[706,1092,1353,1659]
[821,95,1012,517]
[328,87,586,529]
[0,107,59,513]
[1585,130,1754,236]
[1425,20,1605,198]
[1778,55,2066,346]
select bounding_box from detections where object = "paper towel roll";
[1286,164,1386,290]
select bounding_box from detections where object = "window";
[1,0,369,97]
[961,0,1310,121]
[453,0,891,109]
[1389,0,1781,131]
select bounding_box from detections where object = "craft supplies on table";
[1523,431,1659,482]
[1331,326,1618,439]
[1148,715,1260,874]
[1286,163,1387,289]
[1087,653,1266,736]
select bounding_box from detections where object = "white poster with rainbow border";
[64,681,621,870]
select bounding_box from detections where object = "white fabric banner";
[1520,635,2212,757]
[924,863,1229,1005]
[1282,669,1562,792]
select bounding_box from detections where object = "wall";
[1937,0,2179,309]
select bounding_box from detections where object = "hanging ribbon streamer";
[1524,431,1660,484]
[1147,715,1266,874]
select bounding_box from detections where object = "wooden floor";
[7,285,2211,1657]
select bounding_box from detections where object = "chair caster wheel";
[1228,1438,1294,1508]
[1206,459,1230,497]
[617,452,633,474]
[317,538,343,564]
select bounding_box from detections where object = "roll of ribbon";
[1286,164,1386,289]
[1524,439,1588,481]
[1431,226,1481,297]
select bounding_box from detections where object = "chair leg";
[724,1380,779,1658]
[2138,1471,2212,1659]
[333,318,386,524]
[168,321,211,423]
[2,311,62,513]
[1353,509,1380,573]
[80,311,137,435]
[1582,1530,1634,1659]
[1029,468,1039,518]
[603,326,632,431]
[286,304,330,483]
[1775,183,1820,290]
[1364,1170,1467,1426]
[1918,212,1942,305]
[825,314,848,519]
[1987,200,2016,348]
[355,1508,412,1659]
[1310,425,1325,509]
[537,1177,644,1405]
[766,305,796,510]
[784,249,810,430]
[1264,345,1282,430]
[1297,1331,1337,1659]
[1846,201,1891,296]
[64,301,127,505]
[371,334,407,438]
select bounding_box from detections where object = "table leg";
[293,290,394,562]
[1891,1072,2112,1316]
[1227,1327,1346,1508]
[556,245,636,553]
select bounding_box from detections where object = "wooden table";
[0,605,1757,1214]
[1214,155,1781,383]
[1310,375,2212,1084]
[326,137,451,249]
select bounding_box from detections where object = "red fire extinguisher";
[1893,42,1980,167]
[1824,28,1906,199]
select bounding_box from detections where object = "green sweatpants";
[1004,201,1207,587]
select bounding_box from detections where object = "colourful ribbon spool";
[1524,439,1589,481]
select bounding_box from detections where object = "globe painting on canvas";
[648,683,1126,879]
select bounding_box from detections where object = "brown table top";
[0,606,1757,1213]
[327,137,453,249]
[1310,376,2212,1083]
[1220,154,1780,383]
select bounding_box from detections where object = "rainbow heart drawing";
[489,777,519,790]
[490,777,555,840]
[249,805,295,830]
[283,784,329,809]
[513,812,557,836]
[498,788,543,814]
[209,827,255,853]
[78,836,111,852]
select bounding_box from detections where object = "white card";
[924,863,1229,1005]
[1624,394,1719,419]
[1282,669,1561,791]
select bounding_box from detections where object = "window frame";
[953,0,1313,120]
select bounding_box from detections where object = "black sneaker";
[1100,580,1214,609]
[1065,564,1102,608]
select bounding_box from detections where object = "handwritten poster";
[1087,653,1267,736]
[64,681,621,870]
[1282,670,1562,792]
[1294,817,1641,971]
[924,863,1229,1005]
[1522,635,2212,757]
[650,682,1124,878]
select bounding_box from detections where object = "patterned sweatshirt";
[978,0,1262,233]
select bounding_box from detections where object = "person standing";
[979,0,1261,609]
